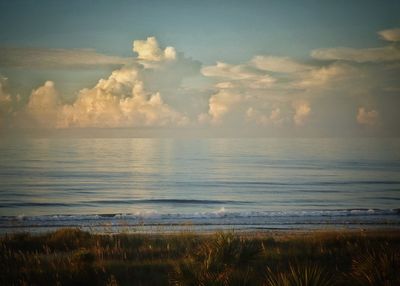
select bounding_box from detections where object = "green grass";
[0,229,399,285]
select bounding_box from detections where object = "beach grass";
[1,228,399,285]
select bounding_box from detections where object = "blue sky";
[0,0,399,135]
[1,0,398,62]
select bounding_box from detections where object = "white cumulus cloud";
[133,37,176,62]
[17,38,193,129]
[58,75,188,128]
[26,81,60,127]
[200,90,242,124]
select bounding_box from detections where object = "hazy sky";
[0,0,399,136]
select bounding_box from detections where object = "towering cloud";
[17,38,192,128]
[26,81,60,127]
[202,90,242,124]
[133,37,176,62]
[58,72,189,128]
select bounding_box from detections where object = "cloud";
[0,77,13,127]
[201,61,276,89]
[0,47,131,69]
[202,60,355,126]
[133,37,176,62]
[246,107,283,126]
[294,63,352,88]
[199,90,242,123]
[0,77,12,112]
[203,55,353,96]
[2,31,399,135]
[25,81,60,127]
[202,61,262,80]
[251,56,311,73]
[311,28,400,63]
[58,72,189,128]
[16,38,194,129]
[356,107,379,126]
[22,70,189,129]
[215,82,235,89]
[311,46,400,63]
[201,55,344,127]
[378,28,400,42]
[293,102,311,126]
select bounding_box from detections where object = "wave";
[1,208,399,233]
[2,208,399,222]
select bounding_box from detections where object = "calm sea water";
[0,137,399,233]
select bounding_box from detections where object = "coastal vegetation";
[1,229,399,285]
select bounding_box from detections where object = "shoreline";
[4,227,399,240]
[2,207,399,235]
[1,224,399,236]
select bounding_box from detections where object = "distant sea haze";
[0,137,399,233]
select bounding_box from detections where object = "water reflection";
[0,137,399,217]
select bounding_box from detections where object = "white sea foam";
[2,207,398,231]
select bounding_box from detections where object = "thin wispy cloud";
[311,46,400,63]
[378,28,400,42]
[0,47,132,69]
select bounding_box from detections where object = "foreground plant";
[264,263,336,286]
[1,229,399,285]
[350,245,400,286]
[170,232,261,286]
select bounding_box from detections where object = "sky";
[0,0,399,136]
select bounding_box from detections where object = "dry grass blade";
[264,262,336,286]
[351,245,400,286]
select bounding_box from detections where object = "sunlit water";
[0,137,399,233]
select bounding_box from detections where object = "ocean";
[0,137,399,233]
